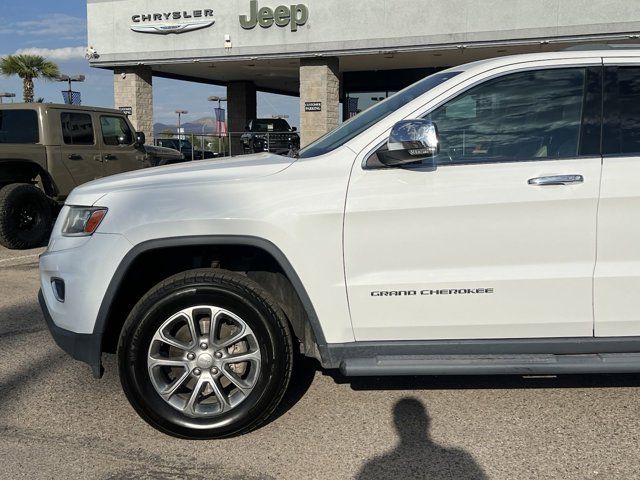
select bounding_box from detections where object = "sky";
[0,0,300,128]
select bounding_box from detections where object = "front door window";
[426,68,587,165]
[100,115,133,146]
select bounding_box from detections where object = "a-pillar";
[227,81,257,156]
[113,66,153,142]
[299,58,340,147]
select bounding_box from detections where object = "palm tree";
[0,55,60,103]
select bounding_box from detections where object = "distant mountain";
[154,117,218,137]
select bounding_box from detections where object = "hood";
[66,152,296,206]
[143,144,184,159]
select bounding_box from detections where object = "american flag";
[62,90,81,105]
[347,96,359,118]
[214,107,227,136]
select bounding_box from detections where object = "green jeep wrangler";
[0,103,178,249]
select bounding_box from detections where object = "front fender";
[0,159,58,196]
[95,235,329,362]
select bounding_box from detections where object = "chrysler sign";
[131,9,215,34]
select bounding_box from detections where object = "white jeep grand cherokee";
[39,49,640,438]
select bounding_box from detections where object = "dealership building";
[87,0,640,147]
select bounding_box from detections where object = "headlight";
[62,207,108,236]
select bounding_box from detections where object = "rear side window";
[603,66,640,155]
[0,110,39,144]
[426,68,587,165]
[100,115,133,146]
[61,112,94,145]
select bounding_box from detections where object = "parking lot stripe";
[0,253,40,264]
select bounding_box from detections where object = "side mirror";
[378,119,439,167]
[135,131,146,146]
[291,127,297,132]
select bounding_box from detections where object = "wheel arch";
[0,159,58,197]
[97,236,328,364]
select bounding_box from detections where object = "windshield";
[298,71,461,158]
[252,119,291,132]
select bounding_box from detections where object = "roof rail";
[563,44,640,51]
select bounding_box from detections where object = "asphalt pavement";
[2,245,640,479]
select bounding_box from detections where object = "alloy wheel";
[147,305,262,418]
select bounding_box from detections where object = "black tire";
[118,268,294,439]
[0,183,52,250]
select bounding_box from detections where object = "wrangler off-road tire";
[0,183,52,250]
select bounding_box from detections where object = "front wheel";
[118,269,293,439]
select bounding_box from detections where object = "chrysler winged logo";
[131,9,215,35]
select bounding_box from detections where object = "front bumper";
[39,289,103,378]
[39,232,133,379]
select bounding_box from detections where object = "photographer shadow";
[357,397,487,480]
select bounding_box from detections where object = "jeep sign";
[240,1,309,31]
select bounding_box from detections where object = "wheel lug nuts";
[187,353,196,360]
[200,342,208,350]
[193,368,202,376]
[215,351,223,359]
[211,367,219,375]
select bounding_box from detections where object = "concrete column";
[113,66,153,142]
[299,58,340,147]
[227,81,257,156]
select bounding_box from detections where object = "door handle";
[67,154,81,160]
[528,175,584,186]
[103,154,116,161]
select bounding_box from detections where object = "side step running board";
[340,353,640,376]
